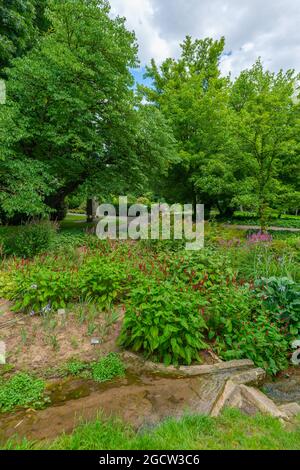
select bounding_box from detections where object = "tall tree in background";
[141,37,240,218]
[0,0,49,77]
[0,0,175,221]
[230,60,300,227]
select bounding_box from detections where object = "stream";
[0,367,299,445]
[263,368,300,405]
[0,371,228,444]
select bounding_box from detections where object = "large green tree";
[141,37,241,218]
[0,0,49,77]
[0,0,175,221]
[230,60,300,226]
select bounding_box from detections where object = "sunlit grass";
[2,410,300,451]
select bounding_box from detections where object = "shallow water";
[0,371,227,444]
[263,368,300,405]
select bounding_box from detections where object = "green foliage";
[254,277,300,339]
[119,280,208,365]
[0,0,49,77]
[0,372,47,412]
[230,60,300,227]
[217,313,289,375]
[224,241,299,282]
[78,258,127,308]
[205,284,289,375]
[92,353,125,383]
[3,409,300,450]
[65,360,90,378]
[0,0,174,221]
[11,265,75,313]
[3,221,57,258]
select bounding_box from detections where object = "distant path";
[223,224,300,233]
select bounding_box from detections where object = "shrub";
[206,285,257,342]
[254,277,300,339]
[216,313,289,375]
[12,266,75,313]
[3,221,58,258]
[119,280,208,366]
[78,258,127,308]
[206,284,289,375]
[92,353,125,382]
[0,373,47,412]
[0,271,16,299]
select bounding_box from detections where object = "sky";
[109,0,300,82]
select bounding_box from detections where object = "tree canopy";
[0,0,175,221]
[140,38,300,221]
[0,1,299,224]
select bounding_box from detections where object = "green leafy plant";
[216,313,289,375]
[119,280,208,365]
[92,353,125,383]
[78,259,127,308]
[3,221,58,259]
[205,284,289,374]
[206,284,257,341]
[12,266,75,313]
[66,360,90,377]
[254,277,300,339]
[0,373,47,412]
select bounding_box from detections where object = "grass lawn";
[3,409,300,451]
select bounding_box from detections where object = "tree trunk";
[86,198,98,223]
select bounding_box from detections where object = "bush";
[92,353,125,382]
[0,373,47,412]
[119,280,208,365]
[254,277,300,339]
[206,285,257,341]
[206,284,289,375]
[78,258,128,308]
[217,313,289,375]
[3,221,58,258]
[12,265,75,313]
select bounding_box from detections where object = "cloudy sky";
[109,0,300,80]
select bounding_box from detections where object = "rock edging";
[121,351,300,422]
[121,351,255,378]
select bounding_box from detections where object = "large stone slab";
[239,385,288,420]
[231,368,266,386]
[278,402,300,419]
[121,351,254,378]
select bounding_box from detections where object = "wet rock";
[210,380,241,417]
[263,373,300,405]
[239,385,288,420]
[231,368,266,386]
[278,403,300,419]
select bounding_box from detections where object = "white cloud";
[110,0,171,64]
[109,0,300,77]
